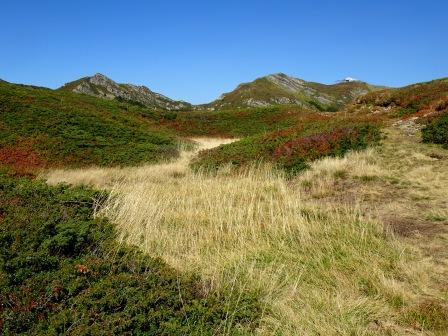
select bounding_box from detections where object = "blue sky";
[1,0,447,103]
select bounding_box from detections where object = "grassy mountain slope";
[0,81,182,174]
[354,77,448,146]
[355,77,448,118]
[201,73,381,111]
[2,73,447,335]
[59,73,191,111]
[191,78,448,172]
[160,106,327,137]
[191,118,382,173]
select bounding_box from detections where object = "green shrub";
[396,105,418,117]
[422,113,448,148]
[0,174,260,334]
[161,111,178,120]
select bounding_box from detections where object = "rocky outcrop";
[60,73,191,110]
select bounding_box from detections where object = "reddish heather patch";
[273,128,358,160]
[235,110,250,118]
[263,126,304,141]
[412,96,448,120]
[75,264,89,275]
[0,197,21,206]
[268,110,329,125]
[0,140,46,176]
[3,293,55,318]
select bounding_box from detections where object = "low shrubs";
[356,78,448,118]
[0,81,180,174]
[422,112,448,148]
[192,124,381,174]
[0,174,260,334]
[274,125,381,173]
[160,106,331,137]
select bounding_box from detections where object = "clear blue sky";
[1,0,447,104]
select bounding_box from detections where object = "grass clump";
[0,173,260,335]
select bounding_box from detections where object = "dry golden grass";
[44,133,448,335]
[45,138,235,188]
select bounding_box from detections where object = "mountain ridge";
[59,73,192,111]
[200,73,384,111]
[58,72,385,112]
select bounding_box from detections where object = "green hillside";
[0,81,181,175]
[355,77,448,118]
[160,105,324,137]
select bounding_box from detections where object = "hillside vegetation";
[422,112,448,147]
[160,106,323,137]
[45,134,448,335]
[188,78,448,173]
[2,75,448,335]
[190,113,382,173]
[355,78,448,121]
[354,78,448,148]
[0,172,260,334]
[0,81,183,175]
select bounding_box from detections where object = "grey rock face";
[265,73,306,93]
[66,73,191,110]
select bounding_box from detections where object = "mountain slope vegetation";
[159,105,325,137]
[191,78,448,173]
[0,81,182,175]
[1,74,448,335]
[354,77,448,145]
[47,134,448,335]
[355,77,448,119]
[191,124,381,173]
[0,173,260,334]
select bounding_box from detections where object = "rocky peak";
[265,73,306,93]
[59,74,191,110]
[89,73,116,86]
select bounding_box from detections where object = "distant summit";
[59,73,191,110]
[201,73,381,111]
[339,77,359,83]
